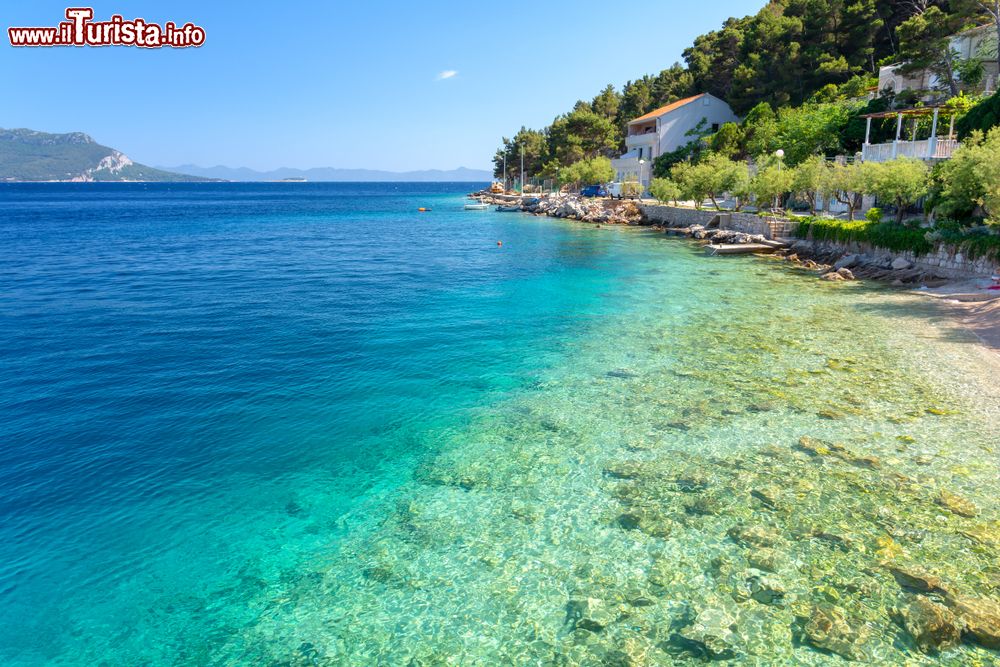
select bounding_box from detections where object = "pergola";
[859,106,958,161]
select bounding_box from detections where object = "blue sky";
[1,1,761,171]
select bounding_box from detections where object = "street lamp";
[774,149,785,211]
[638,158,646,194]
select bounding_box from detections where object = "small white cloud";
[437,70,458,80]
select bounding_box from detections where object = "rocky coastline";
[475,191,998,287]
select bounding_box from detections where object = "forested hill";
[0,129,213,182]
[494,0,997,177]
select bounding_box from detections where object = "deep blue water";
[0,182,650,663]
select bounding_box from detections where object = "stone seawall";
[639,204,795,240]
[792,238,1000,281]
[639,204,998,279]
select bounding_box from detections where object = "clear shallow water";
[1,183,998,665]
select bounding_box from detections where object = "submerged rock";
[751,486,781,510]
[748,574,787,605]
[802,604,870,661]
[672,606,741,661]
[604,461,644,480]
[685,495,723,516]
[796,436,831,456]
[945,594,1000,649]
[898,596,961,653]
[565,596,614,633]
[935,490,979,518]
[747,547,784,573]
[889,566,948,595]
[728,524,782,548]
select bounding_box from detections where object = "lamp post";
[638,158,646,196]
[520,146,525,195]
[774,149,785,211]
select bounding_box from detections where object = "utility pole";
[502,152,507,192]
[520,146,525,194]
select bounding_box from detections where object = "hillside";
[161,164,493,182]
[0,129,213,182]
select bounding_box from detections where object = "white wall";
[654,94,739,157]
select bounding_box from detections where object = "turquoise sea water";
[1,183,998,665]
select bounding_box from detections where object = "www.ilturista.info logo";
[8,8,205,48]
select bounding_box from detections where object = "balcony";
[861,138,958,163]
[625,131,657,150]
[860,106,960,163]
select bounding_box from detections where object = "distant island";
[0,128,492,184]
[158,164,493,182]
[0,129,214,183]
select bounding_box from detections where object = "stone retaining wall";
[639,204,795,240]
[795,238,1000,280]
[640,204,998,279]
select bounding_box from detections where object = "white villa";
[878,24,998,97]
[611,93,739,187]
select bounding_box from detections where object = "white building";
[610,93,739,187]
[878,25,999,97]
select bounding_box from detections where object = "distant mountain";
[160,164,493,182]
[0,129,214,182]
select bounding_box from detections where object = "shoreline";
[477,190,1000,356]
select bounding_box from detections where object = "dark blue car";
[580,185,608,198]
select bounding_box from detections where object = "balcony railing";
[861,138,958,163]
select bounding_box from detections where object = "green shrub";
[865,207,882,224]
[795,217,933,255]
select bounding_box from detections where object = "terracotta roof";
[628,94,706,124]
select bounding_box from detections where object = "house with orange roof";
[611,93,738,188]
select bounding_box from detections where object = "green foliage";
[862,158,930,224]
[591,84,621,121]
[621,181,644,197]
[683,0,887,114]
[823,161,866,220]
[559,156,615,186]
[749,156,793,211]
[795,217,933,255]
[709,122,744,159]
[936,127,1000,223]
[548,108,618,166]
[896,6,965,97]
[649,177,682,204]
[956,91,1000,138]
[670,153,749,210]
[796,216,1000,261]
[930,221,1000,260]
[493,127,548,179]
[790,156,827,214]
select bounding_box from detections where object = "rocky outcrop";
[477,193,643,225]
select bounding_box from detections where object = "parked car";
[580,184,609,198]
[607,182,643,200]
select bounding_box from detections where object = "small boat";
[496,205,521,212]
[464,202,489,210]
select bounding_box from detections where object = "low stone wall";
[639,204,796,240]
[639,204,719,228]
[793,237,1000,280]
